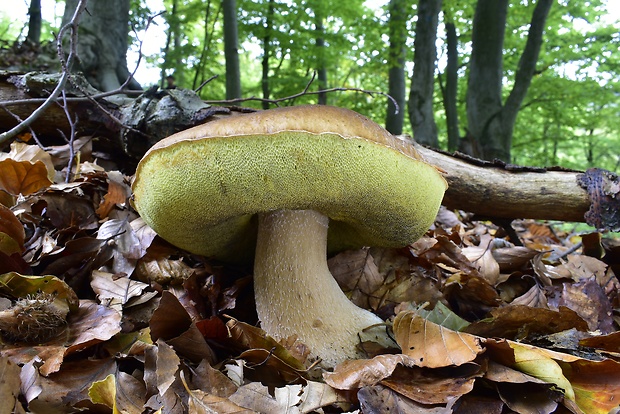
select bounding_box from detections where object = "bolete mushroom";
[131,105,447,367]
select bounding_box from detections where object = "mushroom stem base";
[254,209,390,368]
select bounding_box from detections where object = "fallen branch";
[414,143,619,231]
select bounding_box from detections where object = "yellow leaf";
[509,342,575,401]
[89,374,119,413]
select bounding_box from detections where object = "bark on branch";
[414,143,619,231]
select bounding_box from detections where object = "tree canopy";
[1,0,619,169]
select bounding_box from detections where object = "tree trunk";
[314,2,328,105]
[61,0,141,92]
[26,0,42,47]
[385,0,408,134]
[443,17,459,152]
[261,0,275,110]
[408,0,442,147]
[466,0,552,162]
[222,0,242,99]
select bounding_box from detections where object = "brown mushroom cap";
[131,105,447,261]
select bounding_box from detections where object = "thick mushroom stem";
[254,209,390,368]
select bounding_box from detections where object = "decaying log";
[414,143,619,231]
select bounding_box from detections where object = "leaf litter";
[0,140,619,413]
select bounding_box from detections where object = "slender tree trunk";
[443,16,459,152]
[261,0,275,109]
[408,0,442,147]
[385,0,408,134]
[26,0,42,47]
[222,0,241,99]
[466,0,552,161]
[314,1,327,105]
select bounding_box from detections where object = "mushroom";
[131,105,447,368]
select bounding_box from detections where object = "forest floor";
[0,129,619,414]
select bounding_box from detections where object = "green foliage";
[2,0,619,172]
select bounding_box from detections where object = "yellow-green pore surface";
[132,131,447,261]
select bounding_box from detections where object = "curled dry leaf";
[0,159,52,196]
[323,354,416,390]
[393,310,483,368]
[381,365,479,405]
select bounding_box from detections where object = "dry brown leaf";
[187,387,254,414]
[358,384,454,414]
[0,159,52,196]
[380,365,478,405]
[323,354,416,390]
[89,372,146,414]
[150,291,216,364]
[95,171,131,219]
[0,204,25,255]
[27,358,117,412]
[491,246,539,272]
[328,247,385,310]
[191,360,238,398]
[462,235,500,286]
[464,305,589,340]
[510,284,549,308]
[495,382,560,414]
[556,278,615,333]
[229,382,302,413]
[226,318,307,372]
[393,310,483,368]
[0,356,21,414]
[1,142,55,181]
[65,300,122,355]
[90,270,149,310]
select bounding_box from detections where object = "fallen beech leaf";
[95,171,131,219]
[381,365,478,405]
[464,305,588,340]
[65,300,122,355]
[558,278,615,334]
[491,246,539,272]
[226,318,307,372]
[417,301,469,332]
[1,142,55,181]
[0,159,52,196]
[393,310,483,368]
[0,204,25,255]
[0,356,21,413]
[496,382,560,414]
[27,358,117,411]
[191,360,237,398]
[324,354,416,390]
[88,374,117,411]
[560,358,620,414]
[186,387,252,414]
[358,384,454,413]
[229,382,300,413]
[154,339,180,397]
[297,381,349,413]
[462,238,500,286]
[91,270,149,309]
[485,339,577,401]
[0,272,79,313]
[150,292,216,364]
[329,247,384,310]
